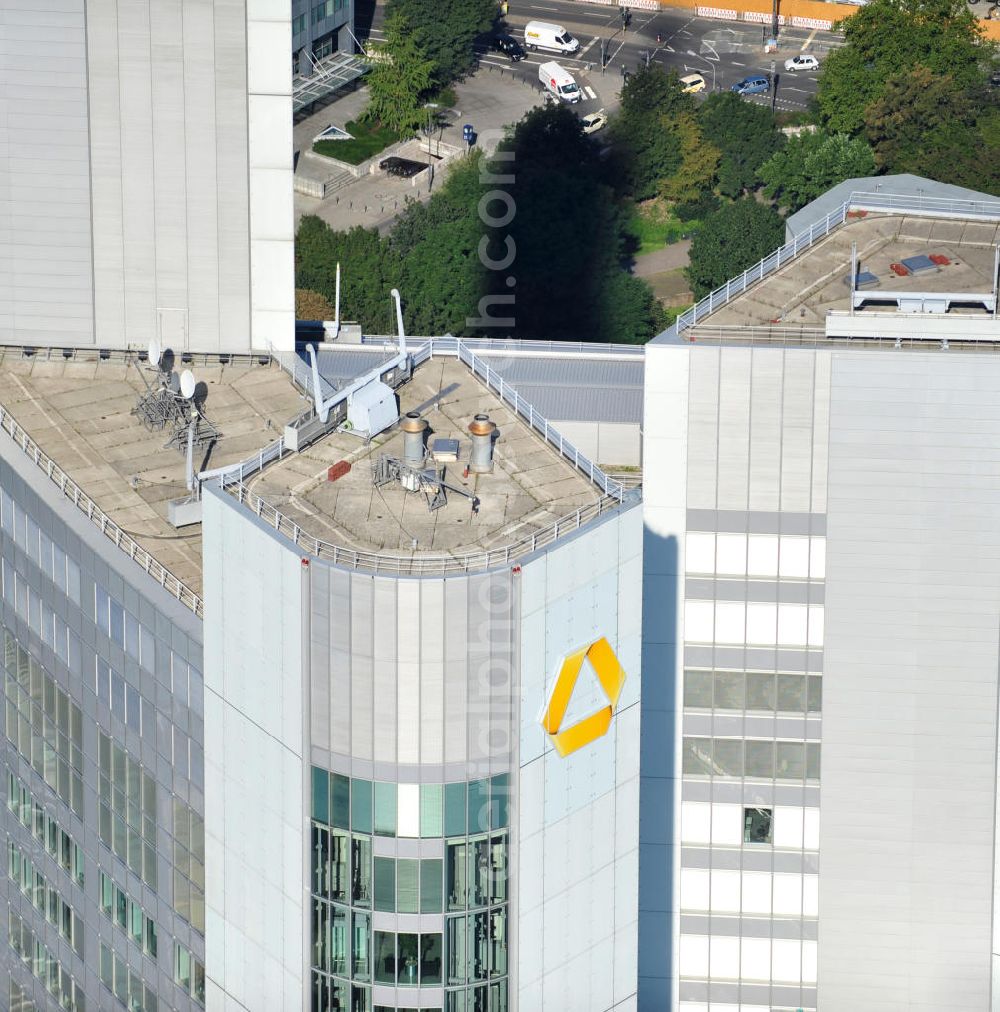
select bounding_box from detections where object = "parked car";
[784,54,819,72]
[491,33,525,62]
[731,76,769,96]
[581,109,608,134]
[679,73,707,94]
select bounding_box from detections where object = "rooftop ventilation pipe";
[468,414,496,473]
[401,412,427,466]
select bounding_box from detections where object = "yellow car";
[679,73,707,94]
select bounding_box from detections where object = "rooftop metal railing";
[670,190,1000,340]
[0,405,204,617]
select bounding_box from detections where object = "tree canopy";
[759,131,877,211]
[816,0,992,134]
[698,91,785,197]
[387,0,496,87]
[363,13,436,135]
[686,199,785,299]
[609,65,693,200]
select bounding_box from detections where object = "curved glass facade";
[310,769,509,1012]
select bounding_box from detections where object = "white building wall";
[0,1,94,344]
[202,485,306,1011]
[2,0,293,352]
[819,350,1000,1011]
[517,503,643,1012]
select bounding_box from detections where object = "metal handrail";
[670,190,1000,339]
[219,476,628,575]
[0,406,203,617]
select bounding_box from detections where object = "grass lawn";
[625,200,699,255]
[313,119,401,165]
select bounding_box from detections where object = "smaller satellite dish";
[180,370,196,400]
[148,339,161,367]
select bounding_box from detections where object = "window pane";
[311,768,329,825]
[331,774,350,830]
[446,915,467,987]
[745,673,774,711]
[397,858,419,914]
[744,740,774,779]
[420,784,443,838]
[352,835,372,907]
[489,835,507,905]
[807,676,822,713]
[374,783,396,837]
[467,780,489,834]
[421,932,443,985]
[398,932,419,986]
[714,672,743,709]
[806,742,821,780]
[352,911,370,980]
[776,674,805,713]
[490,774,509,830]
[351,779,373,833]
[712,739,743,777]
[682,737,713,776]
[683,670,712,708]
[776,742,805,779]
[421,858,443,913]
[444,783,466,837]
[447,841,467,910]
[373,931,395,984]
[743,806,772,844]
[374,857,394,912]
[330,830,348,902]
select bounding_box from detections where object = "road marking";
[584,86,597,99]
[784,86,808,94]
[579,36,598,56]
[731,60,745,67]
[802,28,818,50]
[665,44,675,52]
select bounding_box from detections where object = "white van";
[524,20,580,54]
[538,61,581,104]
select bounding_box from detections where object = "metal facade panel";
[748,350,783,512]
[371,576,396,763]
[819,350,1000,1011]
[1,2,94,344]
[780,351,818,514]
[419,580,445,766]
[310,561,331,749]
[443,576,469,766]
[717,348,753,510]
[687,346,720,510]
[396,581,420,764]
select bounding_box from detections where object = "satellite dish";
[148,339,161,368]
[180,370,196,400]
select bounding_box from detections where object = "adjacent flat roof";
[0,353,305,597]
[688,212,1000,337]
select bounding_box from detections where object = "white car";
[581,109,608,134]
[784,54,820,72]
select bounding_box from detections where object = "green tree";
[658,113,720,204]
[609,65,692,200]
[759,131,876,211]
[686,199,785,298]
[295,217,400,332]
[864,65,977,175]
[698,91,784,197]
[363,13,435,135]
[389,156,490,336]
[387,0,496,87]
[816,0,992,135]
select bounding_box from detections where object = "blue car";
[731,76,769,96]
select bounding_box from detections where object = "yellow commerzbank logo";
[540,637,626,758]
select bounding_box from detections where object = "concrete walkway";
[632,239,691,277]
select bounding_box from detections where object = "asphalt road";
[360,0,844,115]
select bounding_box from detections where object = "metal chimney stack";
[468,414,496,473]
[401,412,427,466]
